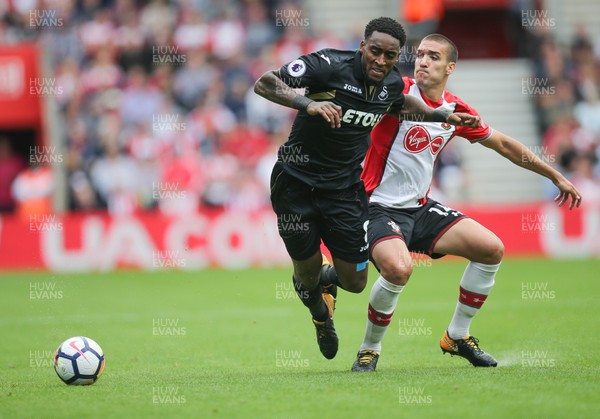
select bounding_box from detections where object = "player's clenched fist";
[447,113,481,128]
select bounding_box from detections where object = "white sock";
[447,262,500,339]
[360,275,405,354]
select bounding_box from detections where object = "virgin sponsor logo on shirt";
[403,125,443,155]
[430,137,443,154]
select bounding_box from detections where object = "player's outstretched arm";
[480,130,582,209]
[254,71,342,128]
[395,95,480,128]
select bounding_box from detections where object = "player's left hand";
[447,113,481,128]
[553,177,582,210]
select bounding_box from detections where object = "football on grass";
[54,336,105,385]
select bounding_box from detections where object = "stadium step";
[305,0,396,38]
[446,59,545,204]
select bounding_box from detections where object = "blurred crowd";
[0,0,598,216]
[529,24,600,203]
[0,0,355,215]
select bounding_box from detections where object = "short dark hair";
[422,33,459,63]
[364,17,406,47]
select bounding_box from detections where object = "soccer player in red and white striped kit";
[350,34,582,370]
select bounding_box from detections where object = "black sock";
[292,275,328,321]
[319,264,342,289]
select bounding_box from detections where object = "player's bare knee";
[347,277,368,293]
[293,268,320,288]
[378,258,412,286]
[477,237,504,265]
[491,238,505,264]
[339,272,368,293]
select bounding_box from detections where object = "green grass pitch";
[1,259,599,418]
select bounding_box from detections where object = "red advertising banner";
[0,43,42,130]
[0,204,597,271]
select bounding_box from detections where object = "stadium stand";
[0,0,598,216]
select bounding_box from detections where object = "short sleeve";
[452,99,492,143]
[278,49,335,89]
[401,76,413,94]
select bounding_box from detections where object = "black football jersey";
[276,48,405,189]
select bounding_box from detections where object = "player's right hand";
[307,101,342,128]
[447,113,481,128]
[553,176,582,210]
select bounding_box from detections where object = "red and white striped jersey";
[362,77,492,209]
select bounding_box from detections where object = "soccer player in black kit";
[254,17,480,360]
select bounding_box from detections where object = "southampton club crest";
[387,220,401,234]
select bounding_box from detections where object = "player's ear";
[446,62,456,75]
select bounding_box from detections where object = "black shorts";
[270,163,369,264]
[368,199,467,260]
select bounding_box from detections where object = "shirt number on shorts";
[428,204,463,217]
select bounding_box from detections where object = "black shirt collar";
[353,50,365,81]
